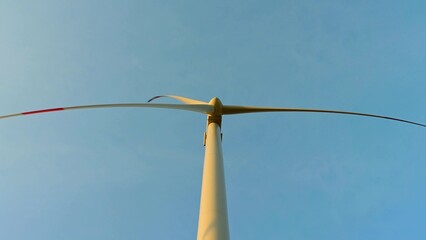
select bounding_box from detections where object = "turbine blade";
[0,103,214,120]
[222,105,426,128]
[148,95,207,104]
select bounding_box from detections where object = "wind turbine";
[1,95,425,240]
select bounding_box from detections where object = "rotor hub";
[208,97,223,126]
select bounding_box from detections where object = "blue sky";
[1,0,425,239]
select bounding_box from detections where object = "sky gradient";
[1,1,426,239]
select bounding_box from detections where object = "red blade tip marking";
[22,108,65,115]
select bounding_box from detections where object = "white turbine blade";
[148,95,207,104]
[222,105,426,128]
[0,103,214,120]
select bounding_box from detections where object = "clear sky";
[1,0,425,239]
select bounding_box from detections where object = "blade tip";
[147,96,164,103]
